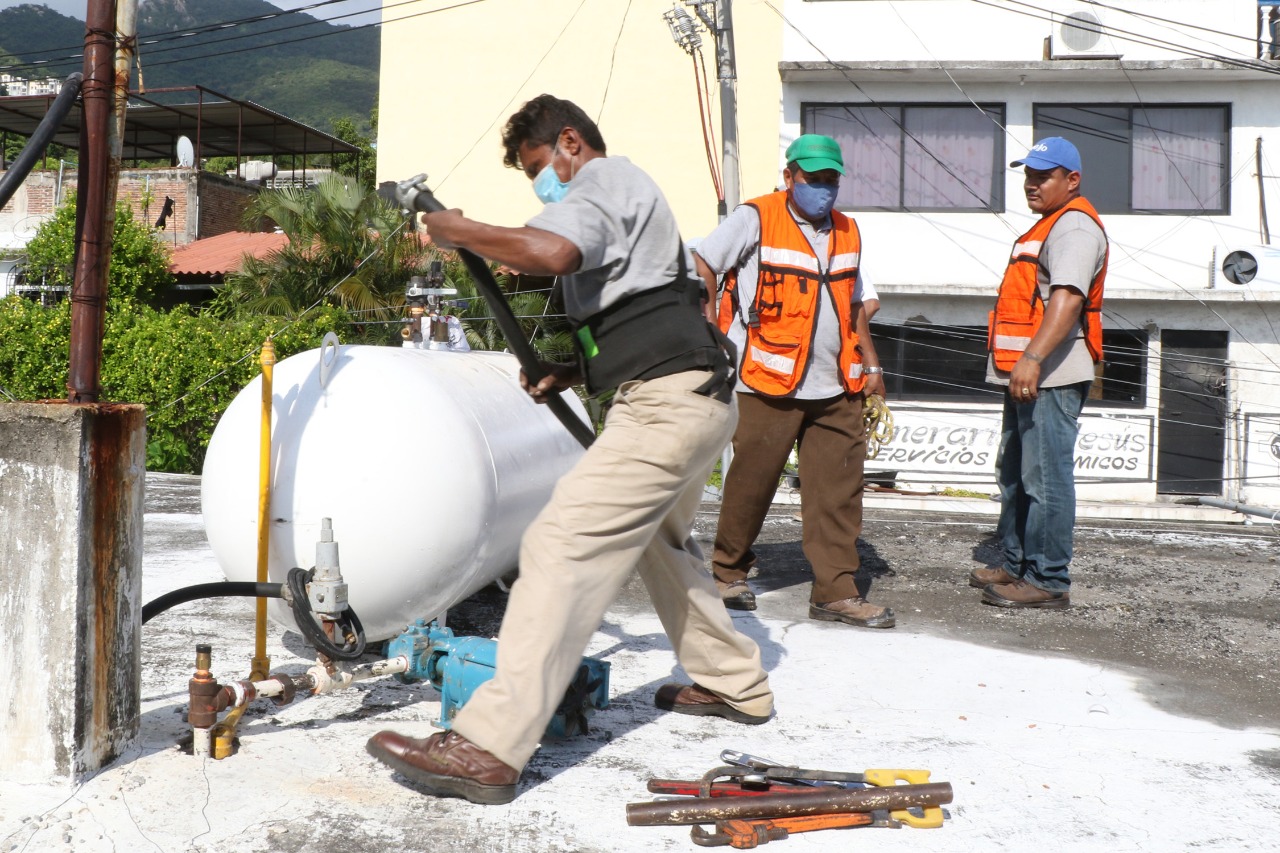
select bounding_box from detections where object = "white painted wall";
[0,258,18,297]
[779,0,1280,504]
[376,0,784,238]
[780,0,1260,65]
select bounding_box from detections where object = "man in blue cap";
[694,133,893,628]
[972,136,1108,608]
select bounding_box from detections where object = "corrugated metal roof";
[169,230,288,276]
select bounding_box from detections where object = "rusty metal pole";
[625,781,954,826]
[66,0,119,403]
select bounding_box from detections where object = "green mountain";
[0,0,378,134]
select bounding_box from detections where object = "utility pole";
[714,0,739,218]
[67,0,119,403]
[668,1,741,221]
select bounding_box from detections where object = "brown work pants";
[712,391,866,604]
[453,370,774,771]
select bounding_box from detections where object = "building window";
[1033,105,1229,214]
[870,324,1148,406]
[1092,329,1148,406]
[870,323,991,400]
[804,103,1005,212]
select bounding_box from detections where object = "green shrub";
[22,196,176,307]
[0,296,347,473]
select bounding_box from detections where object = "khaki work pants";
[453,370,775,771]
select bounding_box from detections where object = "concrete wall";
[376,0,784,239]
[0,402,146,783]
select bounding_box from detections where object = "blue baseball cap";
[1010,137,1082,173]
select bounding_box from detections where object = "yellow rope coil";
[863,394,895,460]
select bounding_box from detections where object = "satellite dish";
[176,136,195,168]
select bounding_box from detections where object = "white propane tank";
[201,342,588,640]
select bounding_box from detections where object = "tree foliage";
[0,296,347,473]
[212,175,427,320]
[21,196,176,307]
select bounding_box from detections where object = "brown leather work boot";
[654,683,771,725]
[366,730,520,804]
[981,579,1070,609]
[809,597,896,629]
[969,565,1018,589]
[716,579,757,611]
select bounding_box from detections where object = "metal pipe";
[67,0,119,403]
[307,655,410,695]
[0,73,83,211]
[1197,496,1280,522]
[625,781,953,826]
[252,339,276,682]
[188,643,221,757]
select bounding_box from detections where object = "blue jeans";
[995,382,1090,592]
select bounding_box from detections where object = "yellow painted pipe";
[251,339,276,682]
[211,703,248,760]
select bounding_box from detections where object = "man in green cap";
[694,133,893,628]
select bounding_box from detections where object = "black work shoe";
[366,730,520,805]
[969,566,1018,589]
[809,597,896,629]
[716,579,757,611]
[981,579,1070,609]
[654,683,771,725]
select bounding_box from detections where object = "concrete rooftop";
[2,473,1277,852]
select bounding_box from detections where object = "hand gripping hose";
[391,174,595,449]
[863,394,895,460]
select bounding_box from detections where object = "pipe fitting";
[188,644,224,729]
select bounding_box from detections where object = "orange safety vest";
[717,191,866,397]
[988,196,1107,372]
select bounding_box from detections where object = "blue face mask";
[790,180,838,221]
[532,151,572,204]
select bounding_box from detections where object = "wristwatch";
[865,366,884,375]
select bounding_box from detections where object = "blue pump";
[386,620,610,738]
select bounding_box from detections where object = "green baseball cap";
[785,134,846,175]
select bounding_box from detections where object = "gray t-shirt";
[695,202,876,400]
[525,156,691,323]
[986,209,1107,389]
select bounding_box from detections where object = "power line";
[432,0,589,192]
[969,0,1280,78]
[0,0,481,78]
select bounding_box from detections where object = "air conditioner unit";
[1049,9,1122,59]
[1210,245,1280,290]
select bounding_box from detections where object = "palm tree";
[213,176,575,363]
[212,175,427,320]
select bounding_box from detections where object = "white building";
[374,0,1280,507]
[778,0,1280,506]
[0,74,63,97]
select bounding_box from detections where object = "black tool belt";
[574,277,731,399]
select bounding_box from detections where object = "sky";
[0,0,383,28]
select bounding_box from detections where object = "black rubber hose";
[285,567,367,661]
[142,581,283,624]
[401,184,596,449]
[0,73,84,212]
